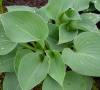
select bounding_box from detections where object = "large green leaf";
[62,0,90,12]
[1,11,49,42]
[59,24,77,44]
[46,50,65,86]
[43,72,93,90]
[44,0,65,19]
[35,7,51,22]
[18,52,49,90]
[61,0,90,12]
[63,71,93,90]
[3,73,21,90]
[0,21,17,55]
[62,32,100,76]
[80,13,100,24]
[7,6,35,12]
[42,76,63,90]
[42,0,89,19]
[0,51,16,73]
[14,48,32,74]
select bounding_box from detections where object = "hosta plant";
[0,0,100,90]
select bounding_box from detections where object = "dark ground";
[3,0,48,7]
[0,0,100,90]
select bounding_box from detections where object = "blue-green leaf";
[7,6,35,12]
[47,24,67,51]
[14,48,32,74]
[59,24,77,44]
[1,11,49,42]
[0,51,16,73]
[92,0,100,11]
[42,76,63,90]
[18,52,49,90]
[62,32,100,76]
[76,19,98,32]
[46,50,65,86]
[3,73,21,90]
[63,71,93,90]
[80,13,100,24]
[0,21,17,55]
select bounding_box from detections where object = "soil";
[0,0,100,90]
[3,0,48,7]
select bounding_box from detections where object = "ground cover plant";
[0,0,100,90]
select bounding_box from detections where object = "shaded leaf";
[14,48,32,74]
[3,73,21,90]
[63,71,93,90]
[47,23,67,51]
[93,0,100,11]
[0,50,16,72]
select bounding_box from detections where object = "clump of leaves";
[0,0,100,90]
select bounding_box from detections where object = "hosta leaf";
[7,6,35,12]
[18,52,49,90]
[44,0,65,19]
[35,7,51,22]
[60,0,90,12]
[1,11,49,42]
[0,21,17,55]
[93,0,100,11]
[46,51,65,86]
[43,72,93,90]
[76,19,98,32]
[47,37,67,52]
[62,32,100,76]
[72,0,90,11]
[63,71,93,90]
[42,76,63,90]
[80,13,100,24]
[3,73,21,90]
[14,48,32,74]
[0,50,16,73]
[37,40,45,49]
[59,24,77,44]
[47,24,67,51]
[62,8,81,21]
[43,0,89,19]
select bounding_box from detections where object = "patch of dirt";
[3,0,48,7]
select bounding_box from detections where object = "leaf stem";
[0,0,3,14]
[31,42,36,48]
[20,43,36,51]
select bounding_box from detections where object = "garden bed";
[0,0,100,90]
